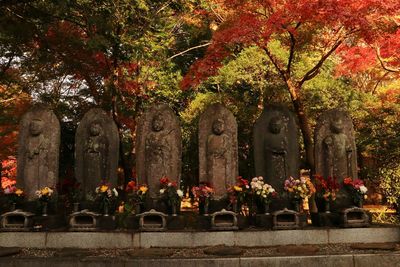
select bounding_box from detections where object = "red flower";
[125,181,136,192]
[343,177,353,186]
[160,176,169,185]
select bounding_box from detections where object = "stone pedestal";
[34,215,66,230]
[99,216,117,230]
[69,210,101,231]
[339,207,370,228]
[311,212,340,227]
[255,214,273,229]
[139,209,168,231]
[211,209,238,230]
[167,215,186,230]
[0,210,35,231]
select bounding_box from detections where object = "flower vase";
[324,200,331,213]
[292,199,301,212]
[263,202,270,215]
[42,202,48,217]
[103,204,109,217]
[356,199,363,208]
[135,203,142,214]
[171,204,178,216]
[11,202,16,211]
[73,202,80,213]
[232,201,240,213]
[200,199,210,216]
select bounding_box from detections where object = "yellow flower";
[234,186,243,192]
[41,187,49,195]
[100,185,108,193]
[139,186,148,193]
[15,189,23,196]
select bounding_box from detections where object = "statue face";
[89,123,101,136]
[152,115,165,132]
[212,120,225,135]
[269,117,283,134]
[330,119,344,134]
[29,120,43,136]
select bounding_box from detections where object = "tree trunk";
[286,80,314,171]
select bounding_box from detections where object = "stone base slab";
[0,226,398,249]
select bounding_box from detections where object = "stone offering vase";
[324,200,331,213]
[199,198,210,216]
[41,202,49,217]
[292,198,302,213]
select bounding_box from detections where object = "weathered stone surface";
[75,108,119,194]
[253,105,299,210]
[350,243,398,251]
[0,247,21,257]
[127,248,174,258]
[54,248,92,257]
[315,109,357,210]
[276,245,320,255]
[203,245,243,256]
[17,106,60,200]
[136,103,182,198]
[199,104,238,199]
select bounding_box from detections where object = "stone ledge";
[0,226,399,249]
[1,254,400,267]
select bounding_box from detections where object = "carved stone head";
[151,113,165,132]
[212,119,225,135]
[268,116,283,134]
[330,118,344,134]
[29,119,44,136]
[89,121,102,136]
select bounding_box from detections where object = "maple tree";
[0,0,208,181]
[182,0,400,170]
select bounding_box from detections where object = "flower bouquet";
[250,176,277,214]
[227,176,250,213]
[95,181,118,216]
[1,177,24,210]
[159,177,183,215]
[125,180,148,214]
[192,182,214,215]
[35,186,54,216]
[343,177,368,207]
[314,175,340,212]
[284,176,316,212]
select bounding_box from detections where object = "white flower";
[95,187,100,193]
[177,189,183,197]
[113,188,118,197]
[258,176,263,181]
[359,185,368,194]
[252,177,258,183]
[268,187,275,193]
[168,182,172,187]
[160,189,165,194]
[35,190,42,198]
[245,185,249,189]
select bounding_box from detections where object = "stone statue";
[75,108,119,194]
[199,104,238,199]
[253,105,299,209]
[145,113,172,192]
[17,107,60,200]
[136,103,182,198]
[315,109,357,209]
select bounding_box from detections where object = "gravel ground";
[10,243,400,259]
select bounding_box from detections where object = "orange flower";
[1,177,16,190]
[343,177,353,186]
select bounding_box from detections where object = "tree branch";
[168,42,211,60]
[263,47,287,80]
[299,39,343,86]
[375,46,400,73]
